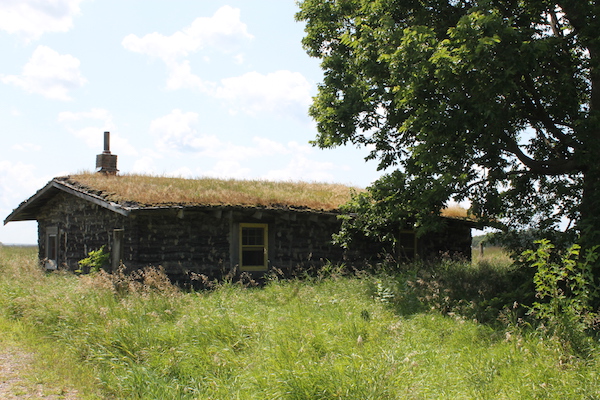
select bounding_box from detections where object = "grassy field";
[0,246,599,399]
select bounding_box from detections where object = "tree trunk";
[578,166,600,288]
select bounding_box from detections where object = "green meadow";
[0,246,599,399]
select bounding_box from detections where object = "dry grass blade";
[440,204,472,219]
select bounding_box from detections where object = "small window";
[45,227,58,270]
[111,229,125,272]
[239,223,268,271]
[398,230,417,261]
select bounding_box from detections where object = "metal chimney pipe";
[103,131,111,154]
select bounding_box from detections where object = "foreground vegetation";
[0,246,599,399]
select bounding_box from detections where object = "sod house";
[4,173,474,281]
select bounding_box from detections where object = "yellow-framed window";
[239,223,268,271]
[398,230,417,261]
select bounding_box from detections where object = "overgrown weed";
[524,239,599,358]
[366,255,534,325]
[80,264,179,297]
[1,247,600,398]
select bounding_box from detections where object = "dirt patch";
[0,347,80,399]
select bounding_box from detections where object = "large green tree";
[297,0,600,251]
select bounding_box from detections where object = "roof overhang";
[4,179,130,225]
[441,215,478,228]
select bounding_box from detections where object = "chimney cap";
[96,131,118,175]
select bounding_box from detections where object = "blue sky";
[0,0,385,244]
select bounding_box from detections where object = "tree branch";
[500,134,580,175]
[519,74,576,146]
[548,9,563,38]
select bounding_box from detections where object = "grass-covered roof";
[66,173,471,219]
[69,173,360,212]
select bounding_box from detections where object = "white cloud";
[58,108,112,123]
[122,6,253,62]
[11,142,42,152]
[201,139,339,182]
[147,109,343,182]
[214,70,312,117]
[58,108,115,150]
[252,137,290,155]
[131,155,158,176]
[261,142,339,182]
[159,68,313,119]
[0,160,48,244]
[121,7,311,120]
[57,108,137,156]
[263,155,337,182]
[0,161,42,208]
[0,161,47,228]
[150,109,208,152]
[150,110,280,159]
[0,0,83,41]
[203,160,251,179]
[170,166,195,178]
[164,60,211,91]
[287,141,313,155]
[233,54,245,64]
[151,109,309,159]
[1,46,86,100]
[122,6,253,94]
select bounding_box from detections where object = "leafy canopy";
[297,0,599,243]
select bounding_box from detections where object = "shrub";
[524,239,599,357]
[77,246,110,274]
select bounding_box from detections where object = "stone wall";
[419,219,473,260]
[236,209,372,273]
[34,192,472,280]
[37,192,130,270]
[129,208,231,279]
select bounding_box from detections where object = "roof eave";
[4,179,130,225]
[3,180,57,224]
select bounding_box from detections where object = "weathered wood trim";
[55,182,130,217]
[3,181,54,223]
[4,179,130,224]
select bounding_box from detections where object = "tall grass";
[0,246,101,398]
[0,246,599,399]
[472,245,513,265]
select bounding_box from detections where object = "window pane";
[242,227,264,245]
[240,224,268,270]
[48,235,57,260]
[242,249,264,266]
